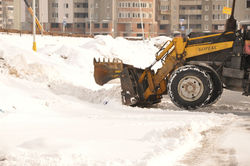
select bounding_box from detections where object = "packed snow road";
[0,33,250,166]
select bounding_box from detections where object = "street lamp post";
[138,0,145,41]
[89,3,92,36]
[112,0,116,37]
[32,0,36,51]
[226,0,229,19]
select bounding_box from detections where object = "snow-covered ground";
[0,33,250,166]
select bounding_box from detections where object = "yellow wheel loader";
[94,0,250,110]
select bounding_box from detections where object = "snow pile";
[0,33,237,166]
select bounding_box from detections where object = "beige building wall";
[13,0,21,30]
[57,0,73,23]
[39,0,48,23]
[0,0,3,28]
[235,0,250,21]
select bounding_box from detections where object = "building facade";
[7,0,250,37]
[156,0,250,36]
[235,0,250,22]
[0,0,14,29]
[116,0,157,37]
[47,0,114,35]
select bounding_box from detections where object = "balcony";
[74,18,88,23]
[179,9,202,15]
[160,10,170,15]
[179,0,202,6]
[160,1,170,5]
[160,20,170,24]
[180,19,202,25]
[74,8,88,13]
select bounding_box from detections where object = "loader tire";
[199,66,223,106]
[168,65,213,110]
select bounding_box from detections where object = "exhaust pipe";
[225,0,236,31]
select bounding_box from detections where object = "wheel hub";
[178,76,204,101]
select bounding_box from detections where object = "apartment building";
[9,0,250,36]
[47,0,156,37]
[157,0,210,35]
[211,0,230,32]
[0,0,14,29]
[157,0,249,36]
[85,0,114,35]
[116,0,157,37]
[47,0,114,35]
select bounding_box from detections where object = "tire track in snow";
[180,123,238,166]
[180,117,250,166]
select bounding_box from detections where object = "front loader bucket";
[93,58,162,107]
[93,58,124,85]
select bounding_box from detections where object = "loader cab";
[239,21,250,55]
[239,20,250,31]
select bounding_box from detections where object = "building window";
[137,23,144,29]
[118,12,132,18]
[76,23,85,28]
[52,3,58,8]
[214,24,224,31]
[204,15,209,21]
[196,15,202,20]
[83,3,88,8]
[204,25,209,30]
[247,0,250,8]
[65,13,69,18]
[51,23,59,28]
[94,23,100,28]
[205,5,209,11]
[74,3,88,8]
[74,13,88,18]
[102,23,108,28]
[160,5,169,11]
[52,13,58,18]
[66,24,72,28]
[7,6,14,11]
[160,24,166,30]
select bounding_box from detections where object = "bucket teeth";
[93,57,123,64]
